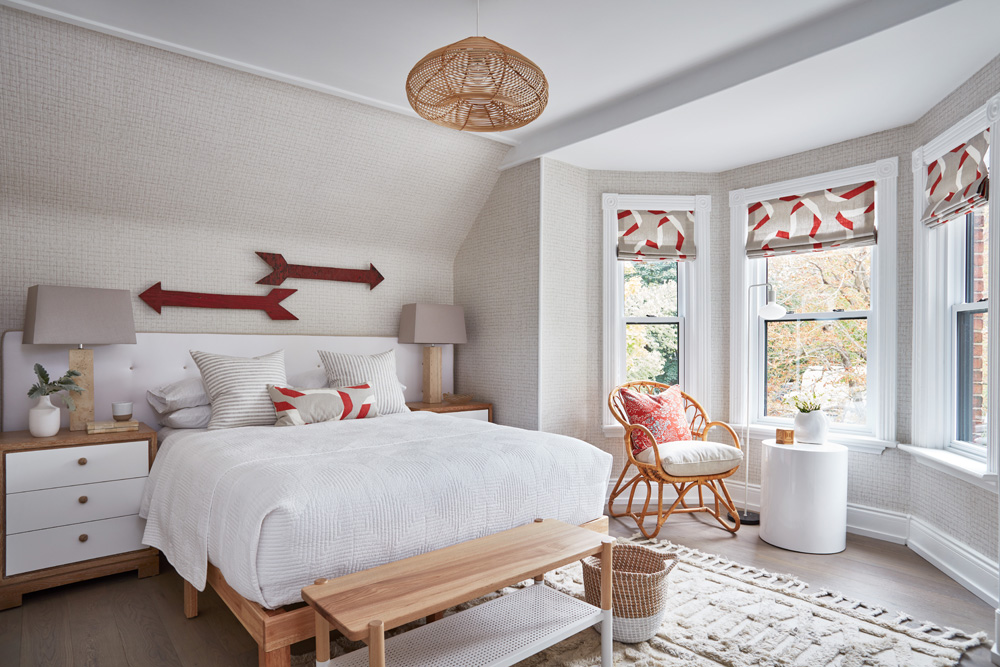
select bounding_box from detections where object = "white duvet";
[140,411,612,608]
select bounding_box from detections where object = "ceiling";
[7,0,1000,172]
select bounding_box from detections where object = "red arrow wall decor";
[139,283,298,320]
[256,252,384,290]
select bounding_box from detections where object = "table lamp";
[398,303,467,403]
[23,285,136,431]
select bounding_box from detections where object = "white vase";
[29,395,61,437]
[794,410,829,444]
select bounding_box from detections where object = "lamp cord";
[476,0,480,35]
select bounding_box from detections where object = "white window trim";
[729,158,899,455]
[602,193,712,435]
[912,93,1000,474]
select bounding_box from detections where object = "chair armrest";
[624,423,663,469]
[703,421,741,451]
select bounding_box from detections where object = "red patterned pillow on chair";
[619,386,693,456]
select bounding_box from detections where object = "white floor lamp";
[732,282,786,525]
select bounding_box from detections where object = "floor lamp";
[732,282,786,525]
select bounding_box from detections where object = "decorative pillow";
[268,384,377,426]
[318,349,408,415]
[158,405,212,429]
[636,440,742,476]
[147,377,210,415]
[190,349,286,429]
[619,386,693,456]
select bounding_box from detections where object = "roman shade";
[617,209,696,262]
[745,181,876,258]
[921,127,990,228]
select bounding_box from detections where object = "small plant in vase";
[790,393,828,444]
[26,364,84,437]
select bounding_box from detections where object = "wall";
[0,7,508,345]
[453,161,540,430]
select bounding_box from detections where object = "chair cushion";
[636,440,743,477]
[619,386,693,456]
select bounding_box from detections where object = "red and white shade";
[921,128,990,228]
[617,209,697,262]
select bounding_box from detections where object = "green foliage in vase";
[27,363,84,411]
[791,394,822,413]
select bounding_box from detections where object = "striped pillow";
[267,384,377,426]
[318,349,408,415]
[190,349,286,429]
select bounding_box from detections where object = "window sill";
[898,444,998,493]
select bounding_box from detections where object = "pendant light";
[405,1,548,132]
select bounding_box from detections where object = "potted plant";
[791,393,828,444]
[26,364,84,437]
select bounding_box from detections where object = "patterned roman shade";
[617,209,696,262]
[745,181,876,258]
[921,128,990,228]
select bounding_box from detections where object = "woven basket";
[582,543,677,643]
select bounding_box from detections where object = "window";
[764,247,871,426]
[953,204,989,455]
[624,262,681,385]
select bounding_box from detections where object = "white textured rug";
[294,535,988,666]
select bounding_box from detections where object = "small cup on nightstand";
[111,402,133,422]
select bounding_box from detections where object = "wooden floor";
[0,514,993,666]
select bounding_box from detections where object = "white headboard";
[1,331,452,431]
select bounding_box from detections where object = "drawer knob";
[78,496,88,504]
[78,534,88,543]
[78,457,87,466]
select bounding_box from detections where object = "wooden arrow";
[256,252,384,290]
[139,283,298,320]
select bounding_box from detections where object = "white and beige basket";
[582,543,677,643]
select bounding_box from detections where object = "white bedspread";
[140,411,612,608]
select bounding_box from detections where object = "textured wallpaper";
[0,7,508,340]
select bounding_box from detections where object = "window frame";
[602,194,711,435]
[912,94,1000,474]
[729,158,899,454]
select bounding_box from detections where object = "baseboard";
[606,478,997,606]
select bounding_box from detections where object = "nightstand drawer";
[5,440,149,493]
[6,477,147,535]
[443,409,490,421]
[5,514,147,576]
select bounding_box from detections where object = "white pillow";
[147,377,210,415]
[636,440,743,477]
[190,349,286,429]
[159,405,212,429]
[317,349,408,415]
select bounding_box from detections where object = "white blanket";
[140,411,612,608]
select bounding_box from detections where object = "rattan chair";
[608,381,742,537]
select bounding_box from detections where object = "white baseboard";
[606,478,997,606]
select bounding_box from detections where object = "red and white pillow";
[619,386,693,456]
[267,383,377,427]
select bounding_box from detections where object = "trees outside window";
[624,262,680,385]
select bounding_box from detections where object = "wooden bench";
[301,519,614,667]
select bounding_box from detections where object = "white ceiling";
[6,0,999,172]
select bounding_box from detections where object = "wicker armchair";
[608,381,742,537]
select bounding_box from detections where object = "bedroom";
[1,0,999,665]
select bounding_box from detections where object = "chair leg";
[705,479,741,533]
[608,465,640,518]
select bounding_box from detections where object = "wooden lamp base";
[68,347,95,431]
[422,346,443,404]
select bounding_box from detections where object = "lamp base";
[729,509,760,525]
[421,345,443,404]
[68,347,95,431]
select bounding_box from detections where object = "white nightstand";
[759,438,848,554]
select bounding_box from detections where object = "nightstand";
[0,423,160,610]
[406,400,493,422]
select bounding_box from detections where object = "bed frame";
[183,516,609,667]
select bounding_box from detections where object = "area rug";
[293,534,989,666]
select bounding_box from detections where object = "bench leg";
[259,644,291,667]
[369,620,385,667]
[601,538,614,667]
[183,580,198,619]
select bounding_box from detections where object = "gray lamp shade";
[398,303,467,345]
[23,285,136,345]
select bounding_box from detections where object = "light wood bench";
[301,519,614,667]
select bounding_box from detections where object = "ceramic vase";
[793,410,828,444]
[29,395,60,437]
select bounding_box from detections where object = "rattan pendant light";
[405,2,548,132]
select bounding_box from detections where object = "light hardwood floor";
[0,514,993,666]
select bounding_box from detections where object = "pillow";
[619,386,693,456]
[190,349,286,429]
[318,349,408,415]
[147,377,210,415]
[636,440,742,476]
[158,405,212,429]
[267,384,377,426]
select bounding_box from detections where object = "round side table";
[759,438,848,554]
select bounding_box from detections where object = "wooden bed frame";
[182,515,610,667]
